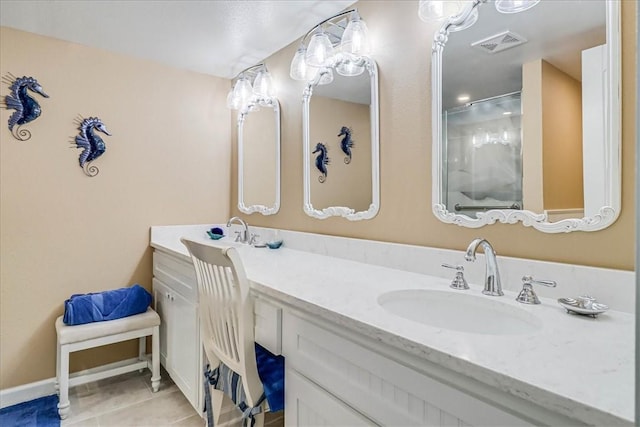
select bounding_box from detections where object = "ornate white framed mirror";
[431,0,620,232]
[302,57,380,220]
[237,98,281,215]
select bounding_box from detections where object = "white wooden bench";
[54,307,161,419]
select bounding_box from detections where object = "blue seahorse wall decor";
[1,73,49,141]
[338,126,354,164]
[72,116,111,177]
[312,142,330,183]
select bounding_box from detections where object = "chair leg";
[210,389,230,426]
[150,326,160,392]
[57,346,70,420]
[252,411,265,427]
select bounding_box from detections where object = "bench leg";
[150,325,160,392]
[55,340,61,394]
[57,345,71,419]
[138,337,146,372]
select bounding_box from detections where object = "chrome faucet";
[226,216,249,243]
[465,238,503,296]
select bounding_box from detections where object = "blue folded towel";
[63,284,152,326]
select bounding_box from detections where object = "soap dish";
[206,231,224,240]
[557,297,609,318]
[266,240,283,249]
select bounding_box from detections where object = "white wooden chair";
[181,239,273,427]
[55,308,161,419]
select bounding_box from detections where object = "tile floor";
[61,368,284,427]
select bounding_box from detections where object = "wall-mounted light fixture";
[289,9,371,82]
[419,0,540,27]
[227,63,276,111]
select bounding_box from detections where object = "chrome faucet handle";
[516,275,557,304]
[442,264,469,290]
[233,231,242,242]
[249,233,260,245]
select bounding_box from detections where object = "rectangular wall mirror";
[302,57,380,220]
[238,99,280,215]
[431,0,620,232]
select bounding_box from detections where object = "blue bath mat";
[0,394,60,427]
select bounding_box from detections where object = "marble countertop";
[151,225,635,425]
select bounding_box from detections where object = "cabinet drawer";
[153,251,197,302]
[283,312,532,427]
[254,297,282,355]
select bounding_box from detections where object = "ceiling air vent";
[471,31,527,54]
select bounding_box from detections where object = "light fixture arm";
[443,0,485,33]
[232,63,266,82]
[433,0,485,51]
[297,9,358,46]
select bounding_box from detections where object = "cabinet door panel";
[152,278,170,367]
[285,369,376,427]
[152,277,199,410]
[170,288,199,406]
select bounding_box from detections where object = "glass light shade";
[305,31,335,68]
[307,66,320,82]
[494,0,540,14]
[290,46,308,81]
[340,18,370,57]
[418,0,465,22]
[253,69,274,98]
[233,77,253,110]
[449,6,478,32]
[336,57,365,77]
[226,89,240,110]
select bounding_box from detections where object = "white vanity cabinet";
[152,250,201,410]
[150,226,635,426]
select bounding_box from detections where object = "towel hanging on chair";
[63,284,152,326]
[204,343,284,426]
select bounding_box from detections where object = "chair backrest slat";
[181,239,264,406]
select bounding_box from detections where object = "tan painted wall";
[231,0,636,271]
[522,59,585,213]
[0,27,231,388]
[522,59,545,212]
[541,61,584,210]
[309,96,372,211]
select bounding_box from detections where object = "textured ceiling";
[0,0,356,78]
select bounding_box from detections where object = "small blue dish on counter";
[207,229,224,240]
[266,240,283,249]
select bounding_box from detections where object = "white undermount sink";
[378,289,543,335]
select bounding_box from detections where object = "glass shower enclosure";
[442,92,523,219]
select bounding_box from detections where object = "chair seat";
[55,308,160,345]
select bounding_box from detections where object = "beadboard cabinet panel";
[283,311,535,427]
[285,368,376,427]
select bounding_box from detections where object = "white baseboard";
[0,357,146,409]
[0,377,56,409]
